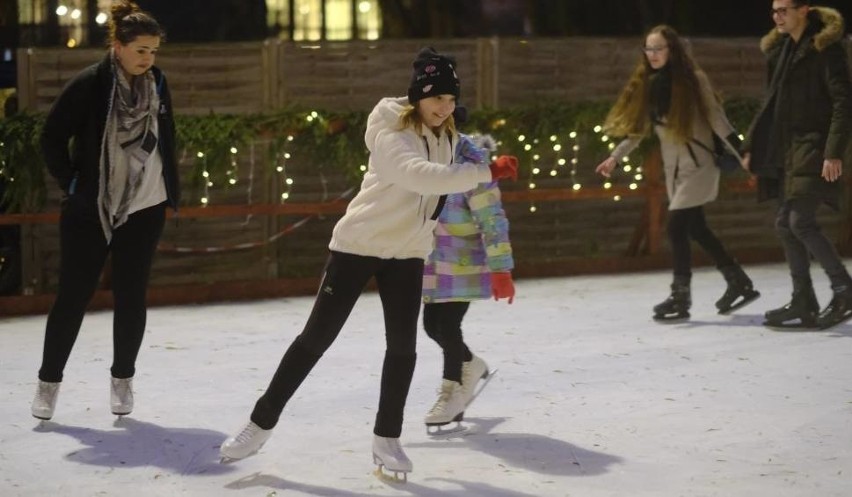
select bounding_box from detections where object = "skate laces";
[234,422,261,443]
[427,384,454,415]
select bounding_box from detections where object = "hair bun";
[111,0,140,22]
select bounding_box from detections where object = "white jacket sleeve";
[370,130,493,195]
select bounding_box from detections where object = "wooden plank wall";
[8,37,852,300]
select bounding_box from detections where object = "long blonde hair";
[604,25,710,144]
[398,103,456,138]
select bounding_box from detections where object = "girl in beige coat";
[595,24,760,321]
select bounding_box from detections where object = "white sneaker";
[32,380,60,420]
[372,435,413,476]
[220,421,273,462]
[424,379,465,425]
[110,377,134,415]
[461,355,489,406]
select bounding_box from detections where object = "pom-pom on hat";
[407,47,460,104]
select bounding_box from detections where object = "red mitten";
[491,272,515,304]
[489,155,519,182]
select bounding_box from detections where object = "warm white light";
[623,156,630,163]
[229,178,237,185]
[529,183,537,189]
[518,135,526,142]
[593,125,602,133]
[56,6,68,16]
[572,145,579,152]
[550,170,557,177]
[614,195,622,202]
[201,197,208,204]
[202,171,209,178]
[207,182,213,187]
[604,182,612,189]
[635,174,643,181]
[558,158,566,166]
[230,147,238,154]
[530,205,537,213]
[572,183,582,191]
[359,165,367,171]
[532,167,541,175]
[623,165,633,173]
[287,135,294,141]
[569,131,578,139]
[286,178,294,185]
[358,1,372,13]
[284,153,291,159]
[550,135,557,142]
[281,192,290,200]
[524,144,532,151]
[533,154,540,161]
[66,38,77,48]
[197,151,205,158]
[629,183,638,190]
[276,166,284,172]
[553,144,562,152]
[95,12,108,24]
[70,9,81,19]
[601,135,609,142]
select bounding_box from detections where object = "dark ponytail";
[108,0,165,45]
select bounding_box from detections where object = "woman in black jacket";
[32,0,179,421]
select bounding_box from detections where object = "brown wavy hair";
[603,25,710,144]
[108,0,165,45]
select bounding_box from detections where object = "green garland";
[0,99,761,213]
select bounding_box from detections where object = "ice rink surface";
[2,262,851,496]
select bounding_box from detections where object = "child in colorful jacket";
[421,134,515,431]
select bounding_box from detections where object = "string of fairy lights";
[185,112,645,210]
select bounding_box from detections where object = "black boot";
[716,264,761,314]
[816,285,852,330]
[653,275,691,322]
[763,277,819,329]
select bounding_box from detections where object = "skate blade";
[818,312,852,331]
[717,291,761,315]
[653,313,690,323]
[763,320,819,332]
[465,369,497,408]
[426,420,467,437]
[372,458,409,484]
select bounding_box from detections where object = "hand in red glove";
[491,272,515,304]
[489,155,519,182]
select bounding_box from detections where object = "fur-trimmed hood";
[760,6,845,53]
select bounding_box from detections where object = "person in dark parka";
[31,0,179,421]
[742,2,852,329]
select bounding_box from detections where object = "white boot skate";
[424,379,466,435]
[372,435,412,482]
[32,380,60,420]
[220,421,273,463]
[461,355,495,408]
[110,377,134,416]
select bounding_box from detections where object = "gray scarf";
[98,49,160,242]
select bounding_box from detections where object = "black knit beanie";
[407,47,460,104]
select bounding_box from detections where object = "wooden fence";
[2,37,851,316]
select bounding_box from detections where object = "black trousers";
[38,199,166,382]
[668,205,735,279]
[251,251,423,438]
[775,197,851,289]
[423,301,472,383]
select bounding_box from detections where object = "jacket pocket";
[790,132,825,176]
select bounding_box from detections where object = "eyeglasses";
[642,46,668,54]
[771,5,803,17]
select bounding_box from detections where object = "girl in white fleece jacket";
[220,47,518,481]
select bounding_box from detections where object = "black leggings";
[423,302,472,383]
[668,205,735,279]
[38,199,166,382]
[251,251,423,438]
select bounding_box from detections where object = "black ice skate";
[763,282,819,330]
[816,287,852,330]
[653,277,691,322]
[716,264,761,314]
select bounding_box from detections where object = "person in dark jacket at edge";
[742,1,852,330]
[31,0,180,422]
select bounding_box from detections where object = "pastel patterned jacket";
[422,135,514,303]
